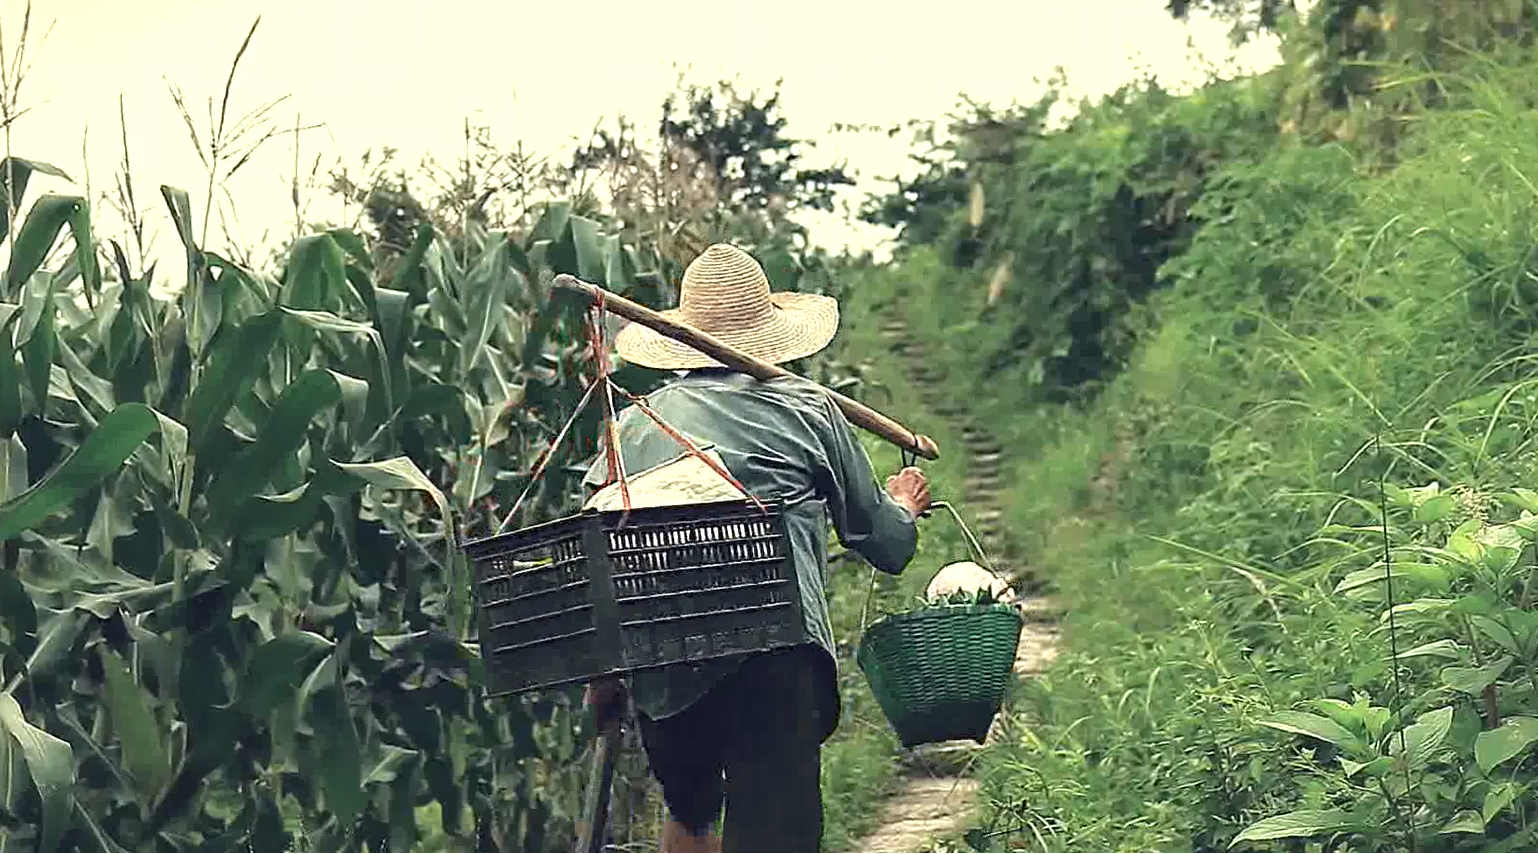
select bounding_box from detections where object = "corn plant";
[0,154,666,850]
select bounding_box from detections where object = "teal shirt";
[581,369,919,722]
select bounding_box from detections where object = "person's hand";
[885,466,932,519]
[584,676,628,733]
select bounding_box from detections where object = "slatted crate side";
[465,499,810,698]
[605,501,807,670]
[468,518,605,697]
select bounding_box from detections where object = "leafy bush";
[838,20,1538,854]
[863,67,1282,403]
[1235,469,1538,849]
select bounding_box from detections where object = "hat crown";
[611,241,838,370]
[678,244,774,332]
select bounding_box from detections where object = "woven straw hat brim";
[613,291,839,370]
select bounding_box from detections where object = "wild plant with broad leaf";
[1235,421,1538,849]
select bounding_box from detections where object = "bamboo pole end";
[914,434,941,461]
[553,273,588,294]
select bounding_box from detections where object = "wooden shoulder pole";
[553,274,940,461]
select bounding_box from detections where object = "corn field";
[0,140,681,849]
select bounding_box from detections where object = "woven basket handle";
[857,500,1013,634]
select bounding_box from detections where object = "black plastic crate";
[464,499,807,698]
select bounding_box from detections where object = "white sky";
[9,0,1279,285]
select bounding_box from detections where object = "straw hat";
[613,244,839,370]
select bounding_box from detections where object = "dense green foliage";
[0,23,898,850]
[832,1,1538,850]
[17,1,1538,851]
[0,159,675,849]
[865,72,1280,399]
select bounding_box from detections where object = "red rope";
[607,383,768,515]
[495,375,601,535]
[493,289,767,536]
[590,293,633,524]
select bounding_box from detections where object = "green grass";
[829,40,1538,853]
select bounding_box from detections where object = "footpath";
[854,314,1063,854]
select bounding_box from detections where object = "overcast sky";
[11,0,1279,286]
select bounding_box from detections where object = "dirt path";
[852,315,1063,854]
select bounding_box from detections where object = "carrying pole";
[575,722,622,852]
[552,274,941,461]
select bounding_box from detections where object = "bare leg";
[661,819,722,852]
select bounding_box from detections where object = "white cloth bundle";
[925,560,1017,604]
[583,449,748,512]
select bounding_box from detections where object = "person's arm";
[813,395,921,575]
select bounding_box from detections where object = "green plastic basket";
[856,502,1025,748]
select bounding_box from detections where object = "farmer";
[581,243,931,853]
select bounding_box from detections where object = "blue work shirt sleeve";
[814,395,918,575]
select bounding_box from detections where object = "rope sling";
[494,293,765,538]
[478,295,779,853]
[472,290,1021,847]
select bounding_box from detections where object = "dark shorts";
[636,645,838,852]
